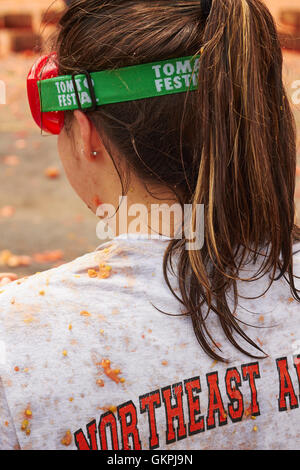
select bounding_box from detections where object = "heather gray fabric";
[0,235,299,450]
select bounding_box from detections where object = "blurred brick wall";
[264,0,300,50]
[0,0,65,56]
[0,1,300,56]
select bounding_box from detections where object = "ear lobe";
[90,118,106,155]
[74,110,106,162]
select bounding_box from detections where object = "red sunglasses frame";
[27,53,65,135]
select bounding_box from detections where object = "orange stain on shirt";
[80,310,91,317]
[61,430,72,446]
[88,269,98,278]
[21,419,29,432]
[100,359,122,384]
[98,264,112,279]
[24,408,32,419]
[87,264,112,279]
[23,315,37,325]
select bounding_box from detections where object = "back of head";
[55,0,300,361]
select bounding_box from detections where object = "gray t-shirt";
[0,235,299,450]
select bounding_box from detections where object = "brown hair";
[55,0,300,362]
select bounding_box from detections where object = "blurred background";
[0,0,299,278]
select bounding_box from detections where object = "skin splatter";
[93,195,102,207]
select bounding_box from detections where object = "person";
[0,0,299,451]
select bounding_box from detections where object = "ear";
[73,110,102,162]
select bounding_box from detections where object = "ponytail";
[166,0,300,361]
